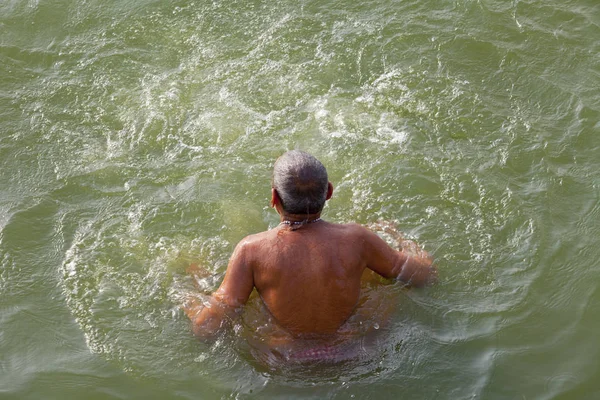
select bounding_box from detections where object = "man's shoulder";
[317,221,375,245]
[237,229,273,247]
[229,230,274,265]
[328,221,370,235]
[329,222,392,248]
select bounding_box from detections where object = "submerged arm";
[362,227,437,287]
[186,240,255,339]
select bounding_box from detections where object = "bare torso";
[248,221,368,335]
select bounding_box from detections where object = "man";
[185,150,436,363]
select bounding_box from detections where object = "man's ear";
[326,182,334,200]
[270,188,279,208]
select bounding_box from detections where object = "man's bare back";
[235,221,434,335]
[184,151,436,363]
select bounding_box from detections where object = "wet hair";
[272,150,328,215]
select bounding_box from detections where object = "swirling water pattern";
[1,0,599,398]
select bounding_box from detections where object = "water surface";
[1,0,600,398]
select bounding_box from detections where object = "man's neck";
[279,212,322,224]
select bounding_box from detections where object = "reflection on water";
[1,0,600,398]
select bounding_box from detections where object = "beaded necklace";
[279,217,322,226]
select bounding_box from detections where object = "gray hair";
[272,150,328,215]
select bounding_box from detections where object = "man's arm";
[360,226,437,287]
[186,239,255,339]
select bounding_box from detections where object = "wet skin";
[185,185,437,346]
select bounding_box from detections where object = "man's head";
[272,150,332,215]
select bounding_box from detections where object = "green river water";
[1,0,599,398]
